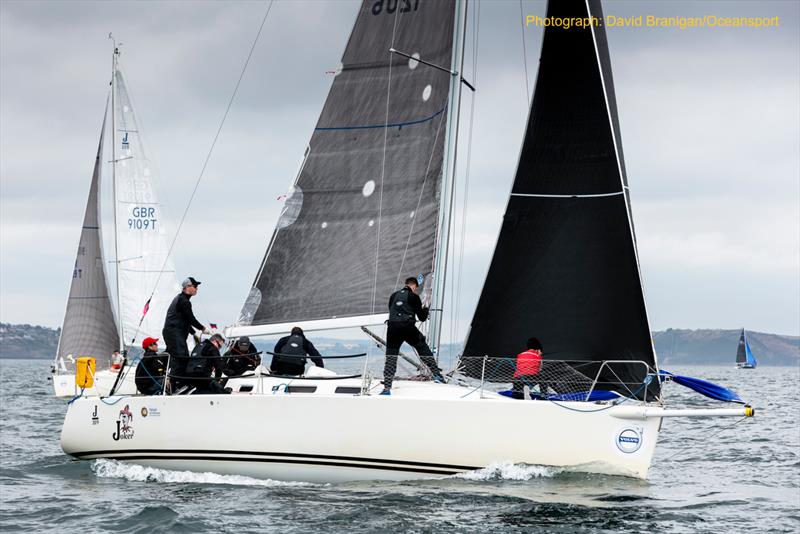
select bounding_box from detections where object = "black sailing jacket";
[185,340,224,379]
[388,286,429,324]
[163,292,204,337]
[272,335,324,370]
[135,349,168,394]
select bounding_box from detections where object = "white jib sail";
[111,63,180,347]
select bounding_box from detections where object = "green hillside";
[1,322,797,365]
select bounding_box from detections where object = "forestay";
[112,63,180,346]
[462,0,660,400]
[237,0,457,334]
[57,102,120,366]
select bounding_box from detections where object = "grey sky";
[1,0,798,341]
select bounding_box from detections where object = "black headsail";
[463,0,660,400]
[235,0,458,334]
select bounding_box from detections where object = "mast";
[110,37,124,352]
[428,0,469,356]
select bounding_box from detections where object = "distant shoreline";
[1,323,798,365]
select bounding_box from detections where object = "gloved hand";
[202,327,212,335]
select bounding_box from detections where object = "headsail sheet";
[242,0,456,329]
[113,64,180,346]
[463,0,660,400]
[57,103,120,366]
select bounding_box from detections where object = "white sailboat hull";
[52,369,138,398]
[60,379,662,482]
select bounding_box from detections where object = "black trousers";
[383,322,442,389]
[163,328,190,359]
[270,356,305,376]
[163,328,190,389]
[183,377,229,395]
[511,376,547,399]
[135,377,164,396]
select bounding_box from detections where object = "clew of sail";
[235,0,458,336]
[112,63,179,347]
[56,100,121,367]
[462,0,660,400]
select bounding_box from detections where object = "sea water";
[0,360,797,533]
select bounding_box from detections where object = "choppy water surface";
[1,360,798,533]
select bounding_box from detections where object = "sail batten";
[463,0,658,400]
[242,0,458,329]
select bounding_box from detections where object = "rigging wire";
[449,0,481,358]
[660,416,749,462]
[128,0,274,347]
[391,110,448,291]
[519,0,531,104]
[371,4,404,316]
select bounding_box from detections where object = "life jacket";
[514,349,542,377]
[388,287,416,323]
[185,340,217,377]
[272,334,307,374]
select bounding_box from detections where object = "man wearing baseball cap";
[184,333,230,394]
[135,337,168,395]
[162,276,209,384]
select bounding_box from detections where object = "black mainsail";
[463,0,660,399]
[56,102,121,364]
[735,329,757,368]
[237,0,459,334]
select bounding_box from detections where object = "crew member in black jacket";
[183,333,229,394]
[271,327,324,376]
[381,277,445,395]
[135,337,168,395]
[223,336,261,376]
[163,277,208,385]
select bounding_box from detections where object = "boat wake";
[90,459,318,487]
[453,462,565,481]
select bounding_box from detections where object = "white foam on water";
[91,459,317,487]
[453,462,565,481]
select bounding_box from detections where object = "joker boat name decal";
[112,405,135,441]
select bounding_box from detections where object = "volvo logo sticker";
[616,428,642,453]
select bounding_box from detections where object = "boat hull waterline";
[61,380,662,482]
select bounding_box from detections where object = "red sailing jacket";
[514,349,542,377]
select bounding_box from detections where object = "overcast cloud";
[1,0,798,342]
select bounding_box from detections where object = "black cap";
[182,276,202,289]
[238,336,251,348]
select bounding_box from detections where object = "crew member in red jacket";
[512,337,544,399]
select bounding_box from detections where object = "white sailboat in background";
[61,0,753,481]
[51,44,180,397]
